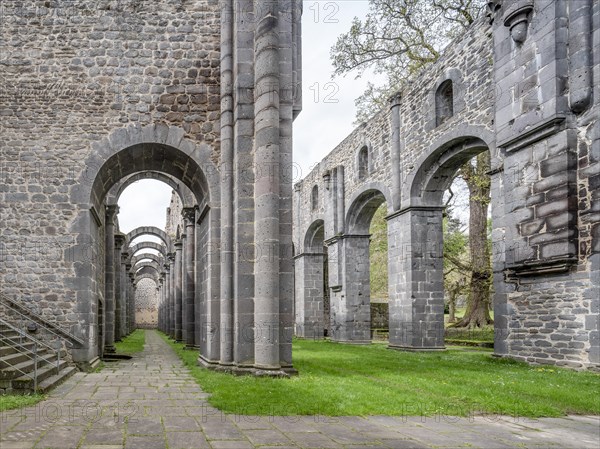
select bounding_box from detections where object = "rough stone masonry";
[293,0,599,370]
[1,0,302,375]
[0,0,598,372]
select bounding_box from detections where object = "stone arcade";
[293,1,599,370]
[1,0,301,375]
[1,1,598,374]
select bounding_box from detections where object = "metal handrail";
[0,293,85,348]
[0,319,62,391]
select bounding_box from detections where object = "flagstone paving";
[1,330,598,449]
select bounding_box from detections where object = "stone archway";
[387,131,494,351]
[127,227,172,250]
[68,124,220,363]
[294,219,327,339]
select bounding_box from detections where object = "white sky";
[118,1,374,234]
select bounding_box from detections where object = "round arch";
[303,219,325,253]
[69,124,221,363]
[345,185,391,234]
[106,170,196,208]
[403,126,495,207]
[134,273,159,288]
[134,266,160,284]
[134,261,161,275]
[131,252,164,268]
[128,241,167,260]
[127,226,171,249]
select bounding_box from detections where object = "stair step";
[0,341,36,357]
[0,352,60,380]
[12,359,71,389]
[0,348,51,369]
[0,330,22,340]
[35,365,77,393]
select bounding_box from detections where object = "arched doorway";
[388,131,495,351]
[295,219,328,339]
[68,131,220,364]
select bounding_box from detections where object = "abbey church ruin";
[1,0,598,390]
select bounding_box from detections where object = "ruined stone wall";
[489,0,599,369]
[294,18,494,247]
[165,191,184,240]
[0,0,221,355]
[135,277,158,328]
[294,3,599,369]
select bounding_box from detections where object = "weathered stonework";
[294,2,599,370]
[134,277,159,328]
[1,0,303,375]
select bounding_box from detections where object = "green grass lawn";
[0,393,44,412]
[115,329,145,355]
[163,333,600,417]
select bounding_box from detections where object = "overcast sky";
[119,1,374,234]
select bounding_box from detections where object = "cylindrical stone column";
[336,167,345,234]
[220,0,234,365]
[167,255,175,338]
[181,233,187,343]
[174,242,183,341]
[389,93,402,210]
[125,261,132,334]
[128,272,135,332]
[159,276,165,332]
[113,233,125,343]
[120,252,128,337]
[104,205,119,354]
[183,208,196,348]
[253,0,281,370]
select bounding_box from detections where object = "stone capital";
[106,204,119,220]
[114,233,126,249]
[388,92,402,108]
[182,207,196,225]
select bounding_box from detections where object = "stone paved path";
[1,330,598,449]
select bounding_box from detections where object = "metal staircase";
[0,293,84,394]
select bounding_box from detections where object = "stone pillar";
[160,274,166,332]
[119,251,129,338]
[113,233,125,343]
[168,254,176,338]
[103,205,118,354]
[220,0,234,367]
[253,0,281,370]
[125,260,132,334]
[389,93,402,210]
[386,207,445,350]
[183,208,196,348]
[294,253,325,339]
[128,272,135,332]
[174,241,183,341]
[181,233,187,343]
[165,259,172,337]
[326,235,371,344]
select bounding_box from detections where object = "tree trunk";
[448,292,457,323]
[453,152,493,328]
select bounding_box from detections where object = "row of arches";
[295,128,497,350]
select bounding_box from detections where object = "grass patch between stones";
[0,393,44,412]
[161,332,600,417]
[115,329,146,355]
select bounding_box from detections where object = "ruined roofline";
[295,14,491,188]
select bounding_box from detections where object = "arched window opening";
[436,80,454,126]
[311,185,319,211]
[358,146,369,180]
